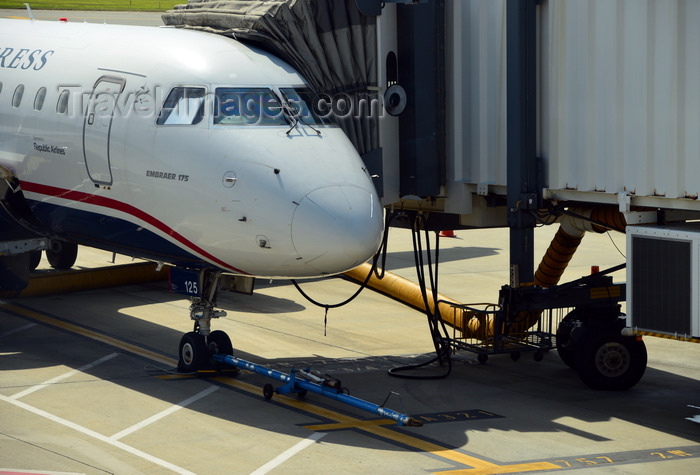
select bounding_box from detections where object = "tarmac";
[1,224,699,474]
[1,9,699,475]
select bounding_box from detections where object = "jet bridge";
[165,0,700,389]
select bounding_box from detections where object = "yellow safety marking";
[3,302,562,473]
[302,419,395,431]
[435,461,562,474]
[633,330,700,344]
[213,376,559,473]
[590,286,621,299]
[156,374,197,380]
[19,262,168,297]
[0,303,176,367]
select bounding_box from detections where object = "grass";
[0,1,182,11]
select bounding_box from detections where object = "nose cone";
[291,186,383,275]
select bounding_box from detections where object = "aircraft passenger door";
[83,76,126,186]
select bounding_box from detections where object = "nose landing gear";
[173,268,232,373]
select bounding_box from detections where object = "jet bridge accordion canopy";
[162,0,379,157]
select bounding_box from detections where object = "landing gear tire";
[575,333,647,390]
[207,330,233,370]
[178,332,207,373]
[46,240,78,270]
[556,310,582,369]
[207,330,233,357]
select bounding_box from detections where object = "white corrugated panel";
[445,0,508,210]
[540,0,700,207]
[384,0,699,214]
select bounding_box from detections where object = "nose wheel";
[178,329,234,373]
[175,269,233,373]
[178,332,207,373]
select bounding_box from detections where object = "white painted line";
[250,432,327,475]
[0,322,37,338]
[0,393,196,475]
[0,469,83,475]
[109,385,219,441]
[10,353,119,400]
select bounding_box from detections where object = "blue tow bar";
[211,354,422,427]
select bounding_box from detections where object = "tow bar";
[211,354,422,427]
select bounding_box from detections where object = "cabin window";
[214,88,287,126]
[12,84,25,108]
[56,89,70,114]
[0,82,3,95]
[34,87,47,111]
[279,87,333,125]
[157,87,205,126]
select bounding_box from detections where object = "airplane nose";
[291,186,383,275]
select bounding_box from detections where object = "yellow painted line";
[634,330,700,344]
[303,419,395,431]
[212,376,559,473]
[3,302,562,474]
[0,302,176,367]
[435,461,563,474]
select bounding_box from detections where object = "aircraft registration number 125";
[169,267,201,297]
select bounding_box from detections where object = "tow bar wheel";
[575,333,647,390]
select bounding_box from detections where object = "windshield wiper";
[284,104,321,136]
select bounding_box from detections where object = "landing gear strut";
[176,269,232,372]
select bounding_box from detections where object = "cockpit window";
[279,87,333,125]
[214,87,287,126]
[157,87,205,126]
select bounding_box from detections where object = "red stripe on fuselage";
[21,181,247,275]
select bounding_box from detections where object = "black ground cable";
[291,211,401,333]
[388,214,453,380]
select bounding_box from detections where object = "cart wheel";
[510,351,520,361]
[533,350,544,362]
[575,333,647,390]
[263,383,275,400]
[477,353,488,364]
[178,332,207,373]
[296,390,307,398]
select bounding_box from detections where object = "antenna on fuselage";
[24,3,35,21]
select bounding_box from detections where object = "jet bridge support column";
[506,0,540,286]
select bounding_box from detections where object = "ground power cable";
[387,214,453,380]
[291,211,401,335]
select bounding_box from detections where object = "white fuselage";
[0,19,383,278]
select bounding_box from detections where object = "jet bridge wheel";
[575,332,647,391]
[178,332,207,373]
[556,309,583,369]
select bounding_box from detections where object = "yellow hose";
[344,206,628,340]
